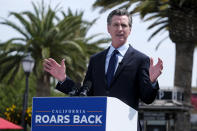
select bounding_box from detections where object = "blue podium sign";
[31,97,107,131]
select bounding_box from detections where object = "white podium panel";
[106,97,138,131]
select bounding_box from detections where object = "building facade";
[139,88,196,131]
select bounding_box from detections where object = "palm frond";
[0,1,109,85]
[155,35,169,50]
[0,19,29,39]
[147,19,168,30]
[93,0,129,13]
[148,23,168,41]
[9,12,33,37]
[0,55,23,82]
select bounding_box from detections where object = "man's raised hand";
[43,58,66,82]
[149,57,163,83]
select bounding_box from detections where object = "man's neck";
[111,42,128,49]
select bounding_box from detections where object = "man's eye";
[114,24,119,27]
[121,24,127,27]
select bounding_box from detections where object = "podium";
[31,97,138,131]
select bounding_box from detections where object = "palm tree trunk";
[175,111,191,131]
[36,73,50,96]
[168,6,197,130]
[174,42,195,131]
[175,43,195,103]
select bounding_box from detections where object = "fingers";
[48,58,59,67]
[156,58,163,75]
[158,58,163,64]
[149,57,164,82]
[43,58,57,71]
[43,66,51,73]
[43,62,52,70]
[43,58,60,68]
[158,58,163,70]
[154,58,163,68]
[43,59,51,68]
[43,59,52,67]
[43,58,65,72]
[43,59,52,73]
[150,57,153,66]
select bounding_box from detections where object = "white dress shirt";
[105,43,129,74]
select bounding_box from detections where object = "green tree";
[0,2,109,96]
[0,68,36,126]
[93,0,197,130]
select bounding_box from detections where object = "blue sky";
[0,0,196,88]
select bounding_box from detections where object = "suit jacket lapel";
[110,46,134,86]
[101,48,110,88]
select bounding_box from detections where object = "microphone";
[68,86,79,96]
[68,89,78,96]
[68,83,80,96]
[79,81,92,96]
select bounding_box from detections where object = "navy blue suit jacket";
[56,46,159,110]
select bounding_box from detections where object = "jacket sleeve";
[138,57,159,104]
[55,56,94,96]
[56,77,76,95]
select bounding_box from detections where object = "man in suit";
[43,8,163,130]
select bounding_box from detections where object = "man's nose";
[117,25,123,30]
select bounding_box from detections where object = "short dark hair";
[107,8,132,27]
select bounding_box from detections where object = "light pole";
[21,54,34,131]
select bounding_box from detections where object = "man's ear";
[129,27,131,34]
[107,24,110,33]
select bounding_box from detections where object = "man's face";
[107,15,131,48]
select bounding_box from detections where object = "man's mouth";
[116,34,124,37]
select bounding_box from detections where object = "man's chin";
[112,40,126,48]
[117,39,126,44]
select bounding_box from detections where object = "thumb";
[150,57,154,66]
[61,59,65,68]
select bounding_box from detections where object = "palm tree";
[93,0,197,130]
[0,2,109,96]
